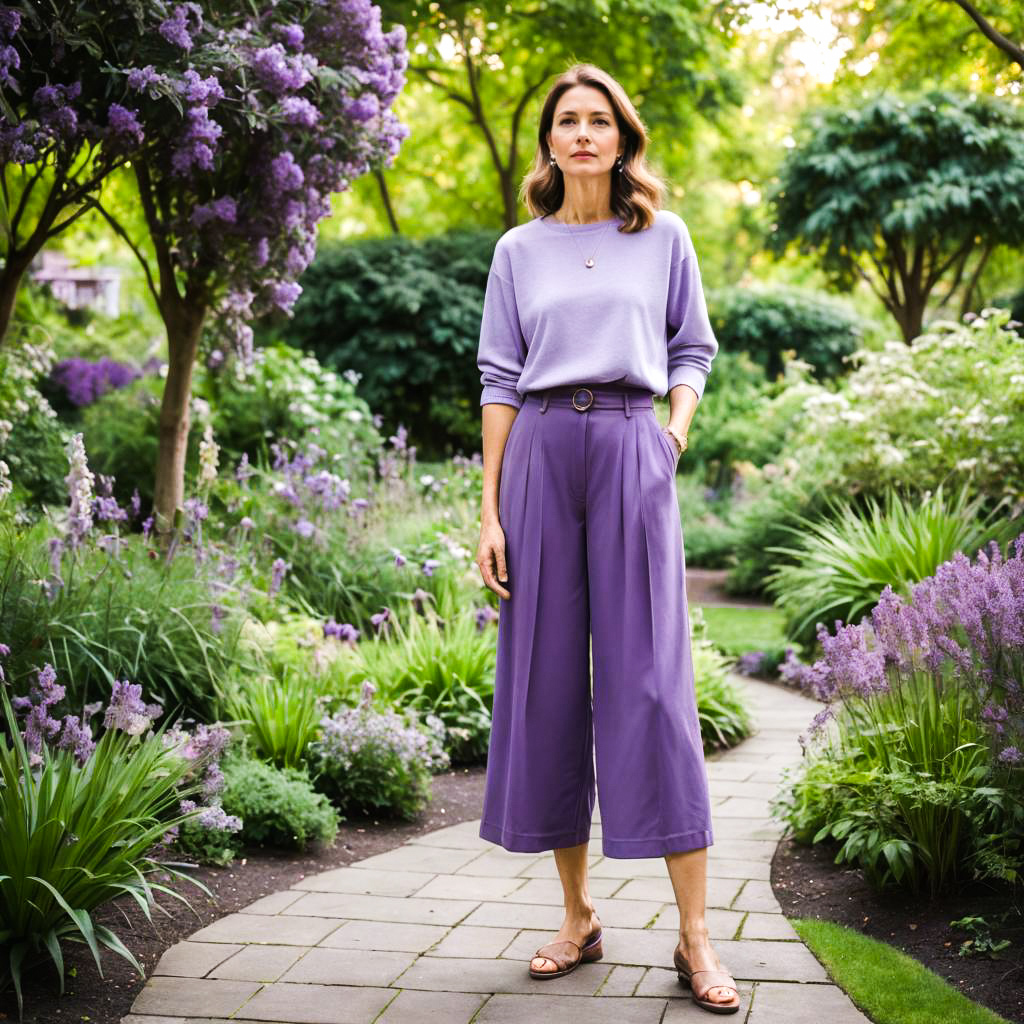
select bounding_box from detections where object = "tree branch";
[92,198,161,309]
[947,0,1024,65]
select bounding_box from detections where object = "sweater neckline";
[538,213,622,232]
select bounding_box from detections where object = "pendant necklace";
[555,215,617,269]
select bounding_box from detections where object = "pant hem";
[479,819,591,853]
[601,828,714,859]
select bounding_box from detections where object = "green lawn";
[791,917,1013,1024]
[694,603,790,658]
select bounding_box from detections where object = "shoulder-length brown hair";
[521,63,667,234]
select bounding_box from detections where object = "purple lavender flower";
[475,604,498,631]
[159,3,202,50]
[998,745,1021,765]
[51,357,141,407]
[106,103,144,147]
[269,557,289,597]
[370,607,392,633]
[103,680,162,736]
[56,714,96,763]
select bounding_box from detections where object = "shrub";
[764,480,1016,647]
[353,591,495,764]
[47,356,143,412]
[269,227,500,459]
[220,752,339,849]
[308,680,450,820]
[726,306,1024,596]
[707,283,868,381]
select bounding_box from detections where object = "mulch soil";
[771,832,1024,1023]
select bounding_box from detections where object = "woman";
[474,63,739,1015]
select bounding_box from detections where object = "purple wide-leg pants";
[479,381,714,859]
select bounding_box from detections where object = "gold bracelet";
[663,425,688,454]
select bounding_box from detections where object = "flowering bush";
[0,651,213,1020]
[220,751,339,850]
[308,680,449,819]
[772,534,1024,895]
[48,356,142,408]
[727,307,1024,595]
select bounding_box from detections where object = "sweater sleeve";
[477,242,527,410]
[666,223,719,403]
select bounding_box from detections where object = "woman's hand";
[477,517,511,600]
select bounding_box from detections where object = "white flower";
[345,409,363,422]
[198,423,220,490]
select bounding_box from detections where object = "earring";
[549,153,557,165]
[615,154,624,170]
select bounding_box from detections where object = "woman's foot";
[677,925,735,1005]
[530,906,602,974]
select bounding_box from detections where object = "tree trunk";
[152,300,207,533]
[0,251,34,348]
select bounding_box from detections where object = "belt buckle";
[571,387,594,411]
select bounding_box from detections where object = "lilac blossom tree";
[0,1,157,345]
[93,0,409,531]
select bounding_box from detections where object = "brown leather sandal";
[674,945,741,1014]
[528,924,603,979]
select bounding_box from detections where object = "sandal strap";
[690,968,739,1000]
[533,938,582,970]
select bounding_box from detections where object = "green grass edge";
[788,916,1014,1024]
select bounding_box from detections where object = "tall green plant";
[764,480,1015,648]
[0,685,211,1021]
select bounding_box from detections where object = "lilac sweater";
[477,209,719,410]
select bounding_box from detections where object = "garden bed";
[771,832,1024,1024]
[0,764,489,1024]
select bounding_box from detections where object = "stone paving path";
[122,675,870,1024]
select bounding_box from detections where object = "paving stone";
[704,761,756,781]
[208,944,309,982]
[293,867,438,897]
[748,980,869,1023]
[612,875,743,910]
[715,797,783,818]
[704,838,778,862]
[279,947,417,986]
[731,879,782,913]
[708,817,786,840]
[706,856,772,880]
[423,924,519,958]
[453,847,545,877]
[237,981,395,1023]
[153,940,242,978]
[410,873,527,901]
[239,889,306,915]
[589,856,668,878]
[464,898,657,930]
[646,906,746,937]
[190,913,343,946]
[475,993,666,1022]
[128,976,260,1018]
[353,844,483,874]
[394,954,611,995]
[708,780,786,801]
[707,938,829,983]
[375,988,488,1023]
[503,926,680,968]
[636,965,755,1002]
[596,964,646,997]
[740,913,801,940]
[121,1017,189,1024]
[284,891,478,926]
[494,875,624,904]
[318,920,450,953]
[516,852,603,877]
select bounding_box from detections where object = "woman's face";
[546,84,623,180]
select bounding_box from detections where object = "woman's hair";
[520,63,668,233]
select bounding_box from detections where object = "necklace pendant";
[585,258,595,268]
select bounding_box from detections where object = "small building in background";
[31,250,122,317]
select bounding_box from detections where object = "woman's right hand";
[477,518,511,600]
